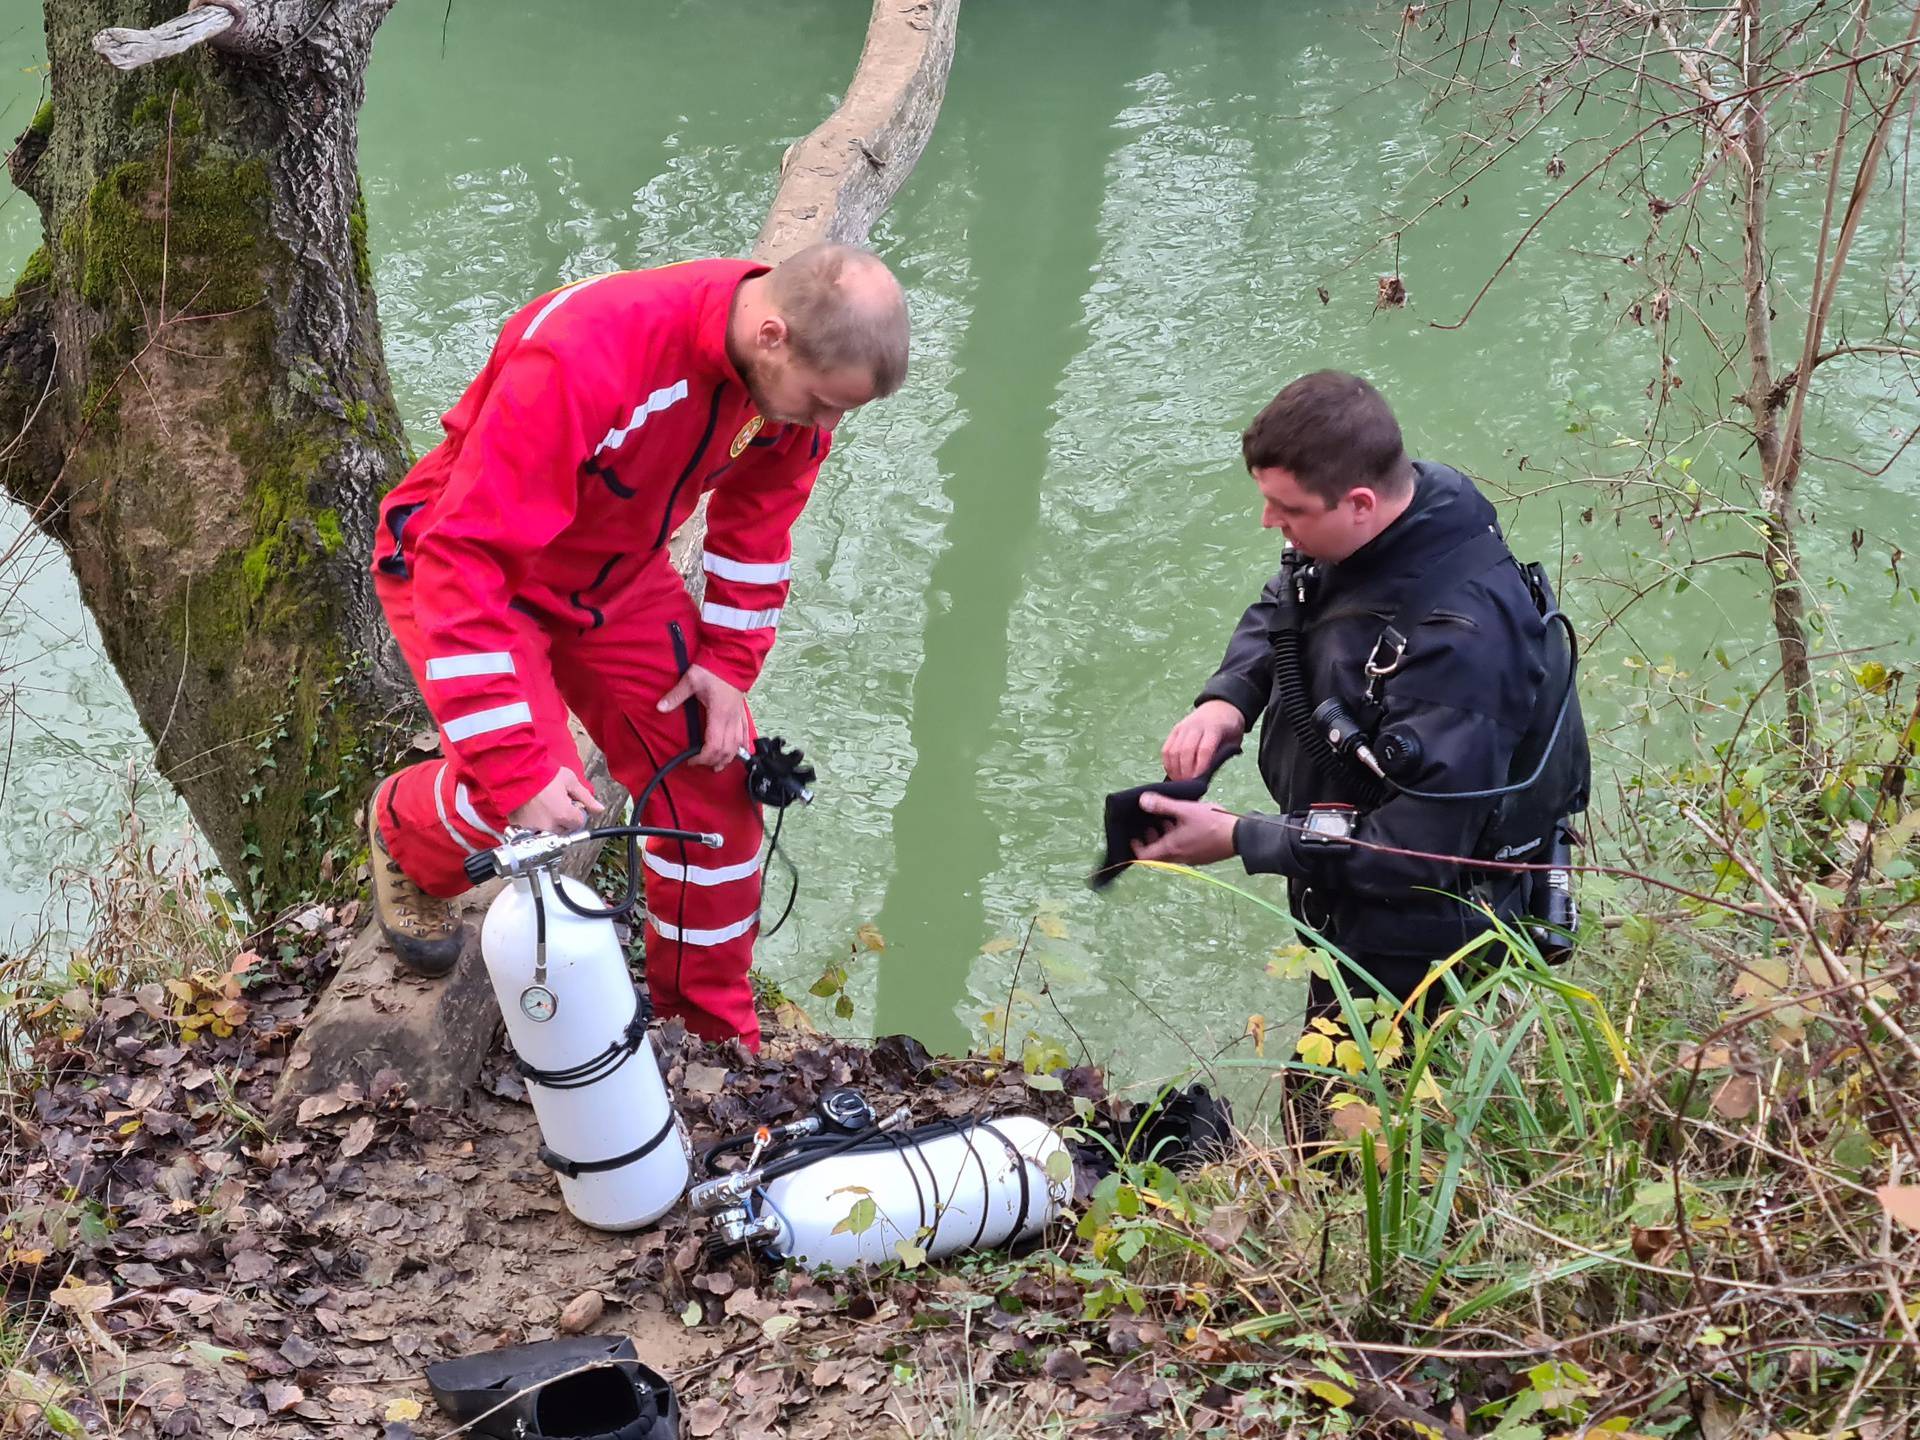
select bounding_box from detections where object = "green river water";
[3,2,1915,1084]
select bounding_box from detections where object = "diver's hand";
[1131,792,1238,866]
[1162,700,1246,781]
[508,767,605,834]
[657,664,750,769]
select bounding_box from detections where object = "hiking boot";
[366,793,468,977]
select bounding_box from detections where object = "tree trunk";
[270,0,961,1121]
[1,0,415,917]
[1733,0,1813,756]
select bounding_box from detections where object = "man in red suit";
[366,244,908,1048]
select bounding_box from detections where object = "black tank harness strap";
[974,1120,1035,1242]
[540,1109,678,1180]
[1360,527,1516,710]
[514,987,653,1090]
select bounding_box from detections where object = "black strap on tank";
[539,1109,678,1179]
[1360,528,1515,710]
[974,1121,1034,1242]
[514,989,653,1090]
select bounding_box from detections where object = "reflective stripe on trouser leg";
[546,583,768,1047]
[372,574,577,898]
[635,756,764,1047]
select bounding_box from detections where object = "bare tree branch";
[91,3,238,70]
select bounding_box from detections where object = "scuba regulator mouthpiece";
[1310,698,1388,780]
[741,736,815,809]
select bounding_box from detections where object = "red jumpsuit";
[371,259,830,1048]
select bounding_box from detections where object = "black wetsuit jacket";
[1197,462,1588,966]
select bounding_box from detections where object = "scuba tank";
[691,1089,1073,1268]
[465,822,719,1231]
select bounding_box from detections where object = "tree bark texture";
[1733,0,1813,756]
[1,0,415,917]
[271,0,961,1119]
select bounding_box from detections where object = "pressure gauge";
[519,985,558,1023]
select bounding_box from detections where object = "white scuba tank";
[480,870,690,1231]
[755,1115,1071,1268]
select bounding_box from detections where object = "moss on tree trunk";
[1,0,416,916]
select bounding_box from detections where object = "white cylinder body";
[758,1115,1071,1269]
[481,871,690,1230]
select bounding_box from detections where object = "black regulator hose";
[545,795,699,923]
[1312,610,1580,805]
[1269,618,1392,810]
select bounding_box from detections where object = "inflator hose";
[1368,610,1580,804]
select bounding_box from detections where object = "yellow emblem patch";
[730,415,765,458]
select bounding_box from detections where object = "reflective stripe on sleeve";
[700,601,781,631]
[702,550,793,585]
[443,702,534,743]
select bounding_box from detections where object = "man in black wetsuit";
[1135,371,1588,1032]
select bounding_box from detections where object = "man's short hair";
[768,243,909,398]
[1241,371,1413,506]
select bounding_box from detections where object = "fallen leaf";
[1732,958,1790,1002]
[1043,1347,1090,1383]
[1711,1074,1758,1121]
[340,1114,377,1158]
[686,1398,727,1437]
[1305,1377,1354,1407]
[682,1063,728,1097]
[855,923,886,951]
[264,1382,303,1415]
[761,1314,800,1342]
[384,1398,422,1423]
[1631,1225,1677,1264]
[1877,1185,1920,1231]
[1329,1101,1381,1139]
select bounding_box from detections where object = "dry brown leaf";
[1710,1074,1759,1121]
[297,1092,351,1126]
[1876,1185,1920,1231]
[339,1114,377,1158]
[263,1382,303,1414]
[1631,1225,1676,1264]
[1328,1101,1380,1139]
